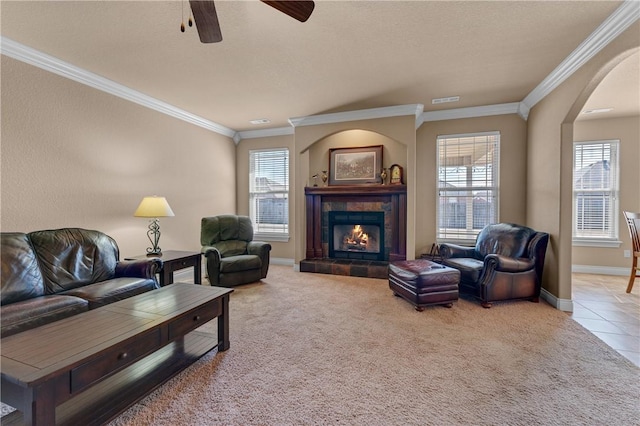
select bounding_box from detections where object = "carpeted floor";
[3,265,638,424]
[105,265,639,425]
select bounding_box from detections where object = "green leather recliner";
[201,215,271,287]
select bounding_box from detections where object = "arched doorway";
[564,49,640,366]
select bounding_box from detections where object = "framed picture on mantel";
[329,145,383,186]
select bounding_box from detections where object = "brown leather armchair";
[439,223,549,308]
[201,215,271,287]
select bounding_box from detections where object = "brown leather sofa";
[1,228,162,337]
[201,215,271,287]
[439,223,549,308]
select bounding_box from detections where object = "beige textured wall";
[573,116,640,269]
[0,57,236,258]
[527,22,639,300]
[416,114,528,255]
[236,134,295,260]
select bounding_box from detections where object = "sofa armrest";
[527,232,550,285]
[202,246,222,263]
[484,254,535,273]
[202,246,222,286]
[247,241,272,257]
[115,258,162,280]
[439,243,476,259]
[248,241,271,279]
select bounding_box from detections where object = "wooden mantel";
[304,185,407,262]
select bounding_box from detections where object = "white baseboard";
[572,265,629,276]
[270,257,295,266]
[541,288,574,312]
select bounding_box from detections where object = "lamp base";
[144,218,163,257]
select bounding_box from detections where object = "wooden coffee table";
[1,283,232,425]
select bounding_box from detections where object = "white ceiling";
[1,1,638,133]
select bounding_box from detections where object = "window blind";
[249,148,289,236]
[436,132,500,241]
[573,140,619,240]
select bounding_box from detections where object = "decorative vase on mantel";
[321,171,328,186]
[380,168,388,185]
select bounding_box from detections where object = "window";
[436,132,500,242]
[249,148,289,241]
[572,140,620,245]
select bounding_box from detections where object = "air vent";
[432,96,460,105]
[582,108,613,115]
[249,118,271,125]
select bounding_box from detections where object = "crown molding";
[241,103,523,139]
[0,36,237,140]
[289,104,424,128]
[421,103,522,123]
[521,0,640,111]
[236,126,294,141]
[517,102,530,121]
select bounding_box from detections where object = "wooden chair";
[623,211,640,293]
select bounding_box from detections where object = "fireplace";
[328,211,385,261]
[302,185,406,278]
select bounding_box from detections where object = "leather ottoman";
[389,259,460,311]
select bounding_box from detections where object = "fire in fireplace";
[328,211,385,261]
[344,224,372,251]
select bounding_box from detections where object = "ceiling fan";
[186,1,315,43]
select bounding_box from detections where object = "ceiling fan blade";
[260,1,315,23]
[189,0,223,43]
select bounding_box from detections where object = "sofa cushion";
[220,255,262,274]
[1,233,46,305]
[1,294,88,338]
[28,228,119,293]
[216,240,249,257]
[61,277,158,309]
[441,257,484,284]
[201,215,254,247]
[219,215,253,242]
[475,223,535,259]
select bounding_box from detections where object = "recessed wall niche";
[306,129,405,185]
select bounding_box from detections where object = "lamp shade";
[134,196,175,218]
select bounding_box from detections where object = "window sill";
[254,233,289,243]
[572,239,622,248]
[437,239,476,247]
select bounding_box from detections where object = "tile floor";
[571,273,640,367]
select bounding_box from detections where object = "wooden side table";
[125,250,202,286]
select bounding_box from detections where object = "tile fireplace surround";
[301,185,407,278]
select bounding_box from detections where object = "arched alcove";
[292,116,418,268]
[303,129,407,182]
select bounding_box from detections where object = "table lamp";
[134,196,175,256]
